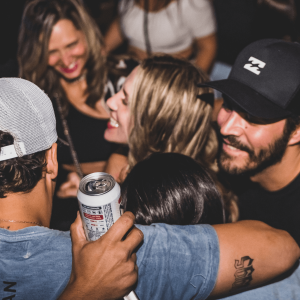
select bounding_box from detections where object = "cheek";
[217,108,228,127]
[247,125,284,149]
[48,54,59,67]
[121,110,132,137]
[72,43,87,57]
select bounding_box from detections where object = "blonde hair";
[128,55,218,170]
[127,55,239,222]
[18,0,106,115]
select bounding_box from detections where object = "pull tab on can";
[77,172,120,241]
[86,178,112,193]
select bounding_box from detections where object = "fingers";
[57,184,78,198]
[122,226,144,253]
[101,212,136,243]
[68,172,81,184]
[70,212,87,250]
[57,172,80,198]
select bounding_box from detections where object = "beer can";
[77,172,140,300]
[77,172,121,241]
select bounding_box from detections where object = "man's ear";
[45,143,58,179]
[288,126,300,146]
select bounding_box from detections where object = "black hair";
[121,153,225,225]
[0,131,47,198]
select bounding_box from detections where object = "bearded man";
[199,38,300,299]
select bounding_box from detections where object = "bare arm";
[104,17,124,54]
[57,161,107,198]
[104,153,128,183]
[210,220,300,297]
[194,33,217,73]
[58,212,143,300]
[57,154,128,198]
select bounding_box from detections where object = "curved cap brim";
[198,79,291,119]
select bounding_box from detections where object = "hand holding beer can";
[77,172,139,300]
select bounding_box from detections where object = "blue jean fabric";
[0,224,219,300]
[135,224,219,300]
[1,223,300,300]
[0,226,72,300]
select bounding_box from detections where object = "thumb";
[70,211,88,252]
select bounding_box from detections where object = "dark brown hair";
[122,153,225,225]
[18,0,106,115]
[0,131,47,198]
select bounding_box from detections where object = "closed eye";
[122,88,129,106]
[67,40,78,48]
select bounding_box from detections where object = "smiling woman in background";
[17,0,132,230]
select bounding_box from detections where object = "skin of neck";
[0,143,58,230]
[250,129,300,191]
[60,75,110,120]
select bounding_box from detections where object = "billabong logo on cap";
[244,57,266,75]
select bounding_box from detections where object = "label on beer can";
[77,172,121,241]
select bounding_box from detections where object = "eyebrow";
[48,39,79,53]
[67,40,78,47]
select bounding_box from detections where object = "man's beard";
[218,130,291,177]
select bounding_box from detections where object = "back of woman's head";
[18,0,106,107]
[128,55,218,170]
[121,153,225,225]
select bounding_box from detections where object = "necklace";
[0,219,42,226]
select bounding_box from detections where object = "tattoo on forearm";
[232,256,255,289]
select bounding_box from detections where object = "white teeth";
[68,61,76,69]
[227,144,238,150]
[110,118,119,127]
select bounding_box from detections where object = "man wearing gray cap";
[0,78,142,300]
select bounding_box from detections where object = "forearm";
[194,34,217,73]
[62,161,107,174]
[210,220,300,297]
[104,153,128,182]
[104,18,124,54]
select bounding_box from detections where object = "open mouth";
[226,144,239,151]
[60,61,78,74]
[107,118,119,129]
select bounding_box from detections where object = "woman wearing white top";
[104,0,217,73]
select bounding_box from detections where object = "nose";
[60,50,73,67]
[217,108,247,137]
[106,91,121,111]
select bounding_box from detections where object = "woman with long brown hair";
[18,0,132,229]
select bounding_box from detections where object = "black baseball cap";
[198,39,300,119]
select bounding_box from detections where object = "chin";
[219,154,248,175]
[104,130,118,143]
[105,131,128,144]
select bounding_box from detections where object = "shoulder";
[181,0,214,12]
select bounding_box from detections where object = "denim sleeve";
[135,223,219,300]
